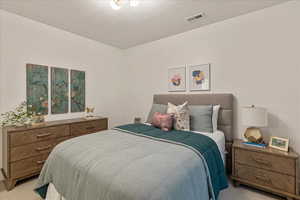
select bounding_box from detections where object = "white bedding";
[44,126,226,200]
[143,122,226,163]
[46,183,64,200]
[191,130,226,164]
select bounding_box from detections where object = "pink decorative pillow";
[151,112,173,131]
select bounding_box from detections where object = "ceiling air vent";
[186,12,205,23]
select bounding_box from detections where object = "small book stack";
[242,142,267,148]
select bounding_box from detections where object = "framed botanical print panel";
[26,64,49,115]
[71,70,86,112]
[168,66,186,92]
[51,67,69,114]
[189,64,211,91]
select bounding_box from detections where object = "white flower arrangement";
[0,101,34,127]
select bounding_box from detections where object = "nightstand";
[231,139,300,200]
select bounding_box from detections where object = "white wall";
[0,9,130,176]
[0,10,4,179]
[0,10,3,115]
[0,9,131,126]
[125,1,300,152]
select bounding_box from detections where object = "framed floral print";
[189,64,211,91]
[168,66,186,92]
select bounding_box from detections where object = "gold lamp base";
[244,127,263,143]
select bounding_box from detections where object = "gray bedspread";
[36,129,212,200]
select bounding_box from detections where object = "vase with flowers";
[0,101,34,127]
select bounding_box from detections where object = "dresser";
[1,117,108,190]
[232,139,300,200]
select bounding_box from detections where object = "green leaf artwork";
[51,67,69,114]
[26,64,49,115]
[71,70,85,112]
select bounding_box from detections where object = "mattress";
[41,125,227,200]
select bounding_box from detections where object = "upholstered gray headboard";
[152,93,234,142]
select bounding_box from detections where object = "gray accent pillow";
[189,105,213,133]
[146,104,168,123]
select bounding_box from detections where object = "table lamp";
[242,105,268,143]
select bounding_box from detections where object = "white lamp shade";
[242,106,268,127]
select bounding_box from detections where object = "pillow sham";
[146,104,168,123]
[212,105,220,132]
[151,112,173,131]
[167,101,190,131]
[189,105,213,133]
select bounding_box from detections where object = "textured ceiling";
[0,0,289,49]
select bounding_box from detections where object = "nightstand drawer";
[235,148,295,176]
[235,164,295,194]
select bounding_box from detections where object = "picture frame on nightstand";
[269,136,289,152]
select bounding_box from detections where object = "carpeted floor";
[0,178,284,200]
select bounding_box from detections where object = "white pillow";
[167,101,190,131]
[212,105,220,132]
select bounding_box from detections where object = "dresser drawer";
[235,164,295,194]
[10,125,70,147]
[10,139,55,162]
[235,148,295,176]
[70,119,107,136]
[10,153,49,178]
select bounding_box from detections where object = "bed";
[35,93,234,200]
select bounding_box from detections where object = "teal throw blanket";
[115,123,228,199]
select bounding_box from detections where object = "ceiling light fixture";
[110,0,139,10]
[110,0,121,10]
[129,0,139,7]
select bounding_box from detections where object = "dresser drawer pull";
[254,175,272,185]
[37,133,52,138]
[252,157,272,167]
[86,126,95,130]
[36,145,52,151]
[36,160,46,165]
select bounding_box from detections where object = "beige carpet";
[0,178,284,200]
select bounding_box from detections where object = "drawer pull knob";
[37,133,52,138]
[36,160,46,165]
[36,145,52,151]
[252,157,272,167]
[86,126,95,130]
